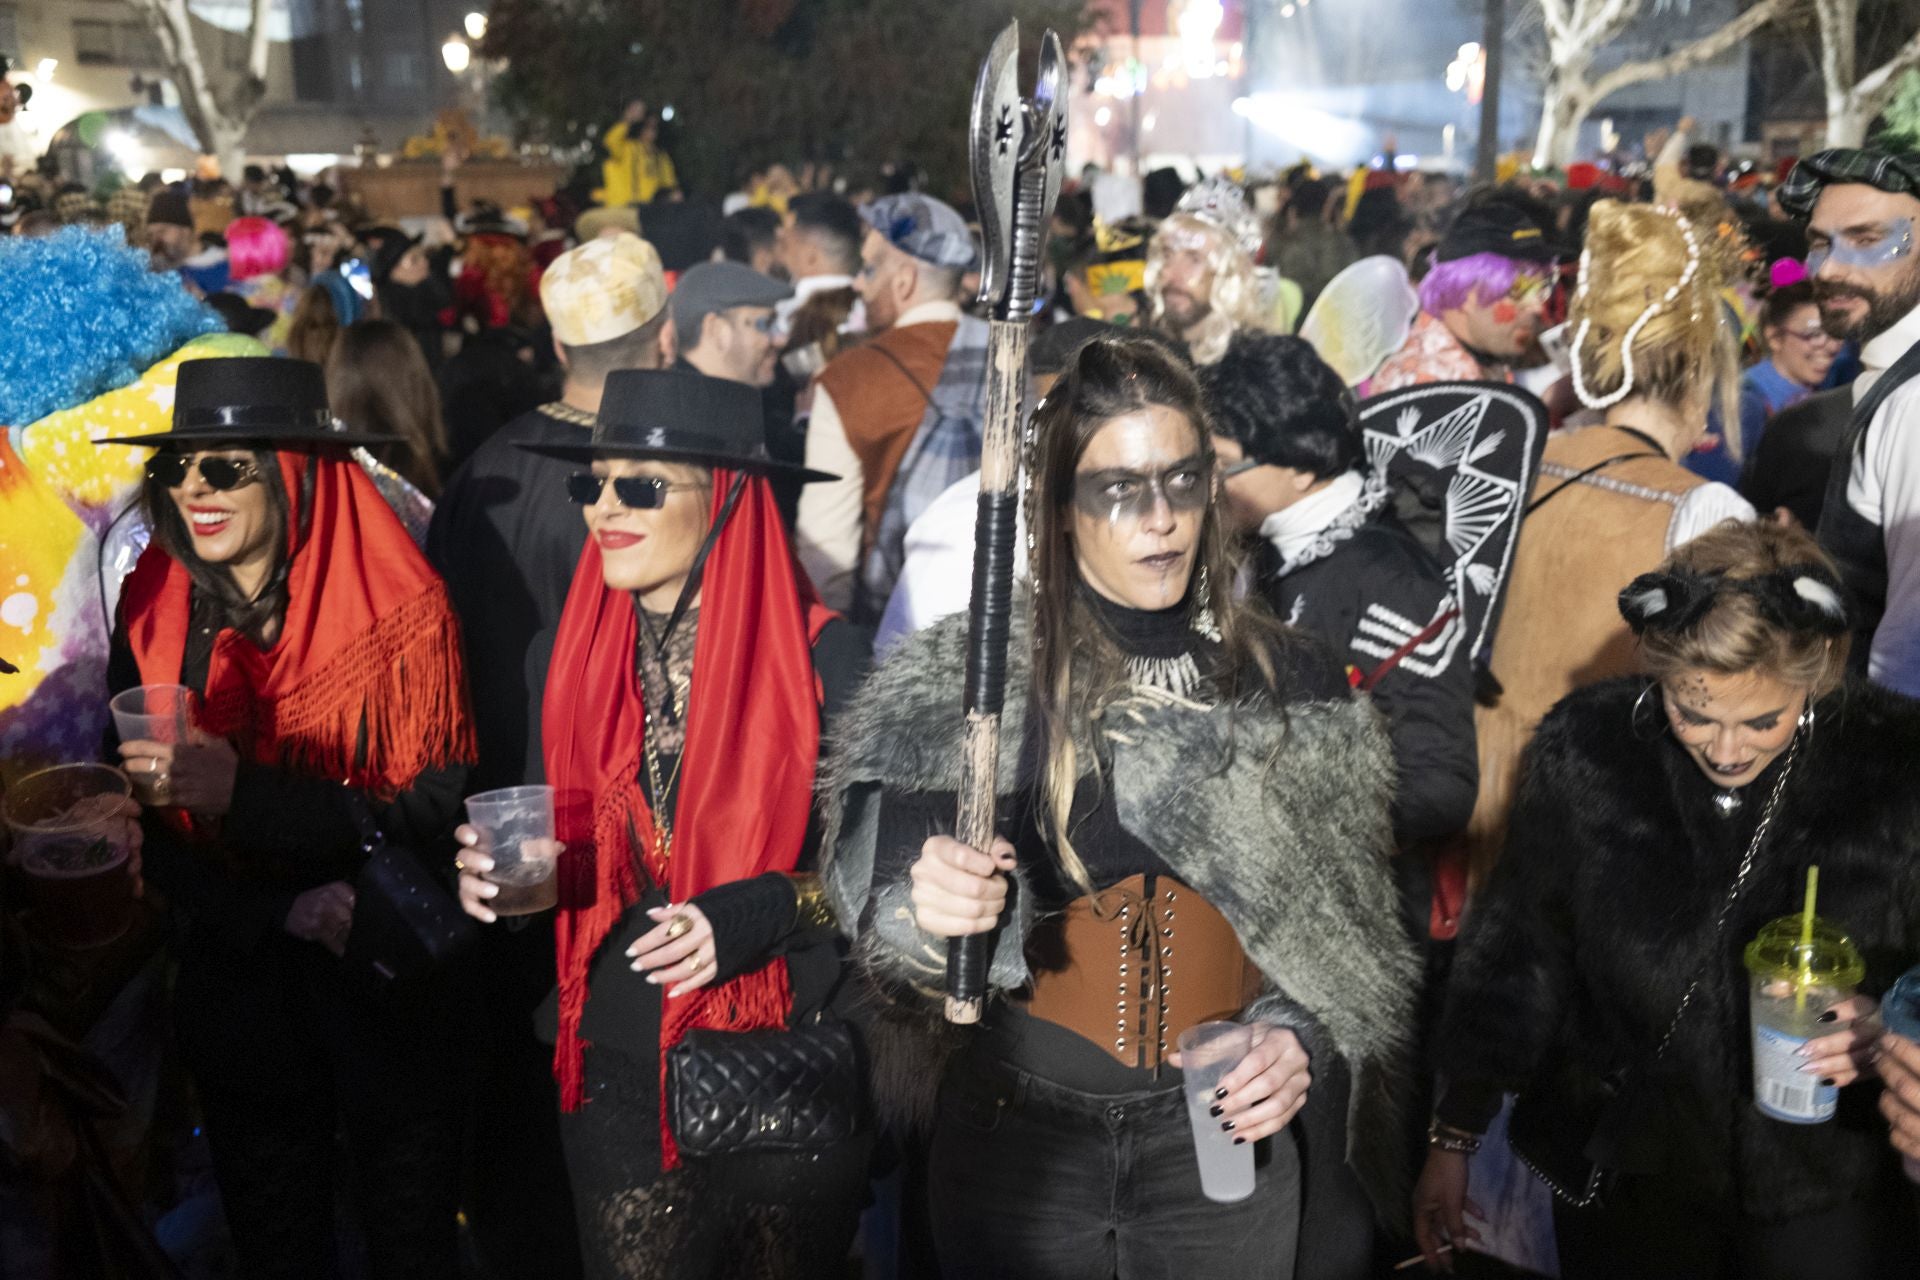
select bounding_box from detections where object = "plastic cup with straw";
[1744,866,1864,1124]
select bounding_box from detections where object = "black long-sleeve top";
[1255,511,1479,849]
[105,593,465,954]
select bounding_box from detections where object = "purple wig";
[1418,252,1539,315]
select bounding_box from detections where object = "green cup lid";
[1743,914,1865,988]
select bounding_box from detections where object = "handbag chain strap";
[1650,730,1803,1061]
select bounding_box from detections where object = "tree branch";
[1811,0,1857,107]
[246,0,272,83]
[1853,24,1920,116]
[1585,0,1792,104]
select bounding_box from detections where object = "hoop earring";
[1631,679,1666,741]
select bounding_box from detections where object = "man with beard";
[1370,203,1555,393]
[1144,177,1272,365]
[669,260,792,388]
[796,193,983,614]
[1780,150,1920,694]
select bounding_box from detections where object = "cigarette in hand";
[1392,1244,1452,1271]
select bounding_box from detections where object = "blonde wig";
[1568,199,1745,454]
[1145,213,1266,366]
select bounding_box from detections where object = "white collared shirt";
[1848,301,1920,695]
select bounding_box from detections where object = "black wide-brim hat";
[94,356,401,448]
[518,368,838,482]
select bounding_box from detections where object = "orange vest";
[817,321,956,542]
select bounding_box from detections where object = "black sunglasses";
[565,472,697,509]
[146,453,262,491]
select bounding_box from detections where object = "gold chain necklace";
[641,697,686,865]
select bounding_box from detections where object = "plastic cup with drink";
[3,763,138,948]
[1176,1020,1258,1203]
[464,785,558,916]
[1743,867,1864,1125]
[109,684,199,806]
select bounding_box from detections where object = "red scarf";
[543,469,831,1167]
[121,450,474,798]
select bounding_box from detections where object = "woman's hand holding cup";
[1802,993,1882,1088]
[908,835,1017,939]
[1168,1022,1311,1143]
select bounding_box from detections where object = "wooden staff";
[946,21,1065,1025]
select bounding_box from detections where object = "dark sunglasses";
[565,472,698,509]
[146,453,262,491]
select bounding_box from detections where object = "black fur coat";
[1436,676,1920,1221]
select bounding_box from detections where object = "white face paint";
[1070,407,1210,611]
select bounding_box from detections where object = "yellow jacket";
[596,122,678,205]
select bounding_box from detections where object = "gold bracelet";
[788,872,836,932]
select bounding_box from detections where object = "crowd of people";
[5,63,1920,1280]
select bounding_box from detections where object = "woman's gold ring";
[664,914,694,941]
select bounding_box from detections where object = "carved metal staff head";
[969,21,1066,323]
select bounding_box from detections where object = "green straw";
[1796,865,1819,1013]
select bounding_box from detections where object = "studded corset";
[1021,874,1262,1072]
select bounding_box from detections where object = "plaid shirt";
[1779,148,1920,219]
[860,312,990,618]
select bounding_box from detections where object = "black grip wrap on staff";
[947,917,991,1021]
[961,489,1020,713]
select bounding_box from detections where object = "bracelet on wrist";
[1427,1119,1483,1155]
[787,871,835,932]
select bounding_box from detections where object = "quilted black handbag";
[665,1013,864,1157]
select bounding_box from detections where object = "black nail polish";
[1818,1010,1838,1023]
[1821,1077,1837,1087]
[1221,1120,1235,1132]
[1208,1104,1223,1117]
[1214,1088,1227,1100]
[1232,1136,1246,1146]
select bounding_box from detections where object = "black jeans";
[926,1057,1302,1280]
[1552,1167,1920,1280]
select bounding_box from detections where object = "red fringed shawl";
[122,449,475,798]
[542,469,831,1168]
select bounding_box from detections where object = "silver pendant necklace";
[1711,788,1743,819]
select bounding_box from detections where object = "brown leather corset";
[1022,875,1262,1071]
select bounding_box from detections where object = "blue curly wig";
[0,225,222,426]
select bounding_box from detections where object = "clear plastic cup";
[464,785,558,916]
[1176,1020,1257,1203]
[3,764,136,948]
[109,685,198,805]
[1743,914,1865,1125]
[1881,965,1920,1181]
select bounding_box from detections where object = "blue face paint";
[1807,217,1915,273]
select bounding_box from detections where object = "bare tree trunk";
[1811,0,1920,147]
[124,0,271,177]
[1533,77,1591,167]
[1529,0,1789,168]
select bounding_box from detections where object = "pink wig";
[1417,252,1536,316]
[226,216,290,282]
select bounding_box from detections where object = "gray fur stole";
[818,609,1422,1221]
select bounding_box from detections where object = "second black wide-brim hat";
[94,356,401,448]
[519,368,837,482]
